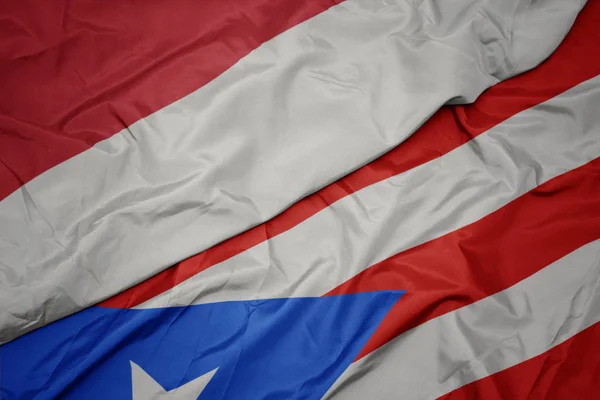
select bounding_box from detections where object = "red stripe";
[0,0,341,201]
[328,156,600,359]
[439,321,600,400]
[101,0,600,309]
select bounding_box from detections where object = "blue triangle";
[1,291,403,399]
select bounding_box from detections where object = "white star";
[130,361,218,399]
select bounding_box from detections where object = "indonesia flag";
[0,0,599,399]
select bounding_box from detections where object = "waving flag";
[1,0,599,398]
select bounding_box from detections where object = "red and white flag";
[0,0,598,398]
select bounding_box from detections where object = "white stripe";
[140,73,600,309]
[324,239,600,399]
[0,0,585,342]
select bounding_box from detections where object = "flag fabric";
[1,0,599,399]
[0,0,585,342]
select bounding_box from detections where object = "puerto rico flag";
[1,0,599,398]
